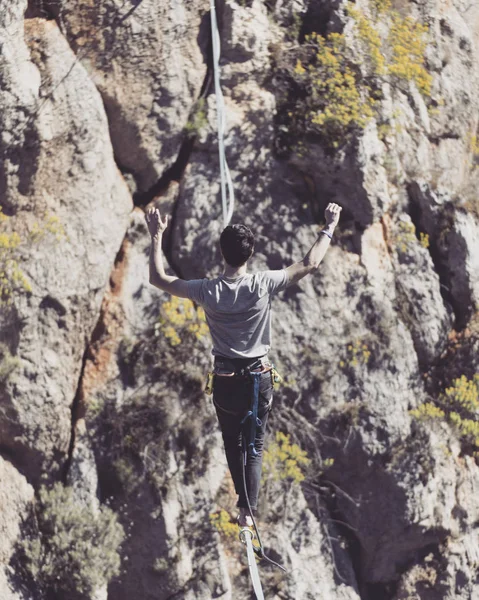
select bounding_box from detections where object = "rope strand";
[210,0,235,227]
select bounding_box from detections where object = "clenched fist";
[145,207,168,239]
[325,202,342,228]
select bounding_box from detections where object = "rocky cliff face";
[1,0,479,599]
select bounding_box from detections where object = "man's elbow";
[303,259,320,272]
[149,275,166,290]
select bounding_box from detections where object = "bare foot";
[237,507,253,528]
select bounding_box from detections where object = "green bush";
[184,98,207,138]
[21,483,125,598]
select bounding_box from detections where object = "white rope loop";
[210,0,235,228]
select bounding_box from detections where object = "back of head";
[220,224,255,267]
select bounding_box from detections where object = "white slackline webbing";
[210,0,235,228]
[241,529,265,600]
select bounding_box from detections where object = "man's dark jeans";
[213,358,273,513]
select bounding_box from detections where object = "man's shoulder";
[254,269,287,282]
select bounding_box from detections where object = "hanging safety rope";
[210,0,235,227]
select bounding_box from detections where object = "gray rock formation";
[51,0,209,193]
[1,0,479,598]
[0,457,34,600]
[0,5,132,483]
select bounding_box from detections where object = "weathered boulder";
[408,181,479,324]
[0,11,132,483]
[1,0,479,598]
[49,0,209,193]
[0,457,34,600]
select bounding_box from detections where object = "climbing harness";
[210,0,235,227]
[208,359,272,454]
[205,364,282,396]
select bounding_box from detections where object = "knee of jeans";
[253,436,266,454]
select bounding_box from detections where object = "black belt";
[213,356,268,377]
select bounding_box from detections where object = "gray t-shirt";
[187,270,289,359]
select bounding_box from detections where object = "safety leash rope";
[209,0,235,227]
[241,438,287,573]
[240,371,287,574]
[241,372,262,457]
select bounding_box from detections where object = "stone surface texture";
[0,457,34,600]
[1,0,479,599]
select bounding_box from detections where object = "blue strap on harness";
[241,372,262,458]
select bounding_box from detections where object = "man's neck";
[223,262,248,279]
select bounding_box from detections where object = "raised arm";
[145,207,189,298]
[285,202,342,286]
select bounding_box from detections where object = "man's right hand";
[325,202,342,228]
[145,207,168,239]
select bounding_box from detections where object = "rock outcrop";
[1,0,479,599]
[0,4,132,484]
[0,457,34,600]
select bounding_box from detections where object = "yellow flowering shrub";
[263,431,310,485]
[323,457,335,469]
[347,4,385,75]
[339,339,371,369]
[449,413,479,448]
[155,297,209,347]
[294,59,306,75]
[420,232,430,249]
[285,31,375,146]
[394,220,427,254]
[394,223,428,252]
[409,402,445,420]
[30,214,67,243]
[0,208,67,306]
[210,509,238,540]
[411,374,479,455]
[274,0,431,151]
[469,133,479,169]
[388,14,432,96]
[0,208,30,305]
[371,0,392,14]
[444,374,479,413]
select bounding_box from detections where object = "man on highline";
[146,203,341,527]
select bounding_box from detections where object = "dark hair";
[220,224,255,267]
